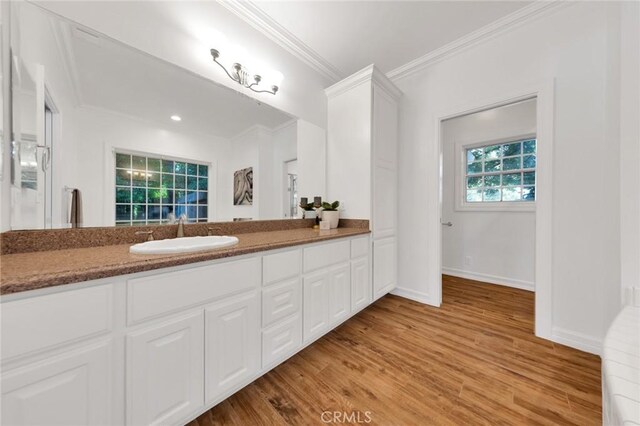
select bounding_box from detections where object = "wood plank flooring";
[188,275,601,425]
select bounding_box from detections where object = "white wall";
[272,121,297,219]
[395,2,623,351]
[297,119,327,207]
[442,99,536,290]
[619,1,640,306]
[73,106,229,227]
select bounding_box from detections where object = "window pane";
[148,158,161,172]
[198,177,208,191]
[198,191,208,204]
[484,145,501,159]
[523,155,536,169]
[148,205,161,220]
[175,190,187,204]
[523,186,536,200]
[132,205,146,221]
[483,188,500,201]
[503,157,521,170]
[523,139,536,154]
[187,206,198,220]
[162,173,173,188]
[187,175,198,190]
[466,189,482,202]
[502,187,522,201]
[502,142,521,156]
[187,163,198,175]
[198,206,207,220]
[116,153,131,168]
[467,148,483,163]
[174,161,186,175]
[115,188,130,203]
[198,164,208,177]
[502,173,521,186]
[116,204,131,221]
[174,174,186,190]
[523,172,535,185]
[148,188,163,204]
[467,162,482,174]
[162,160,174,173]
[132,171,146,187]
[484,175,501,187]
[147,172,160,187]
[187,191,197,205]
[175,205,187,218]
[484,160,501,172]
[132,156,146,171]
[467,176,483,188]
[116,169,131,186]
[132,187,146,203]
[162,190,174,204]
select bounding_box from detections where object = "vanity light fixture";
[210,48,279,95]
[170,115,182,122]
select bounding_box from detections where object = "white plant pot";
[303,210,317,219]
[322,210,340,229]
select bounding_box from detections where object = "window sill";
[455,202,536,213]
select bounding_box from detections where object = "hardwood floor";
[188,275,602,425]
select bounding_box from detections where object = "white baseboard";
[391,286,438,306]
[442,267,535,292]
[551,326,602,356]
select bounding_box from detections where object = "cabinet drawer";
[262,278,301,328]
[1,285,113,361]
[262,314,302,368]
[127,257,260,324]
[303,240,350,273]
[351,237,369,259]
[263,249,301,285]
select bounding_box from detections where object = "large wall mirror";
[8,2,325,230]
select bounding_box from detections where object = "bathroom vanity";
[0,226,388,426]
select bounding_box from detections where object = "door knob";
[441,221,453,227]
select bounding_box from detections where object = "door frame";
[432,80,555,340]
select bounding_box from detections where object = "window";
[115,151,209,226]
[458,137,536,209]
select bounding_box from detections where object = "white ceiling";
[252,0,532,77]
[56,18,293,139]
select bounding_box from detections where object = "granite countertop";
[0,227,370,296]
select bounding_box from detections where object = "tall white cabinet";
[326,65,401,300]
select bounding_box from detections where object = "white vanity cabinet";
[1,234,373,426]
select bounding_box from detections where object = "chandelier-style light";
[210,49,279,95]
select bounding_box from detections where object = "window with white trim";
[114,151,209,226]
[464,137,536,204]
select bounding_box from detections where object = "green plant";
[321,200,340,211]
[299,202,315,211]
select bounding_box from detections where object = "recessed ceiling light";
[170,115,182,122]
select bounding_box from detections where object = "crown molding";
[216,0,343,83]
[387,0,569,81]
[325,64,402,100]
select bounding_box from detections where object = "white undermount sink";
[130,235,239,255]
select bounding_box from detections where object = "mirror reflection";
[10,2,315,230]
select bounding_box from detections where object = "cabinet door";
[373,237,397,300]
[303,270,330,343]
[329,263,351,325]
[205,291,260,404]
[351,257,371,312]
[127,312,204,426]
[2,341,112,426]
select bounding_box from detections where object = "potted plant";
[299,201,316,219]
[321,200,340,229]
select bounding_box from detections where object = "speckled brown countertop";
[0,227,370,296]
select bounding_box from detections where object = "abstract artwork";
[233,167,253,205]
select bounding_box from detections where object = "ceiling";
[250,0,532,77]
[54,17,293,139]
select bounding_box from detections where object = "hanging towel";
[70,188,83,228]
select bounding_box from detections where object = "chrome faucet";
[135,230,155,241]
[177,214,187,238]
